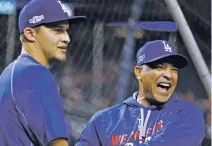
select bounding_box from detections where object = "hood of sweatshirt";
[76,91,205,146]
[121,92,180,144]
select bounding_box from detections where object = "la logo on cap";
[57,0,73,17]
[162,41,172,52]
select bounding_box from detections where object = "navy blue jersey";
[0,54,68,146]
[76,92,205,146]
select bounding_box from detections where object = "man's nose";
[162,69,172,80]
[62,32,71,44]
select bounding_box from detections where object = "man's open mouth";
[156,82,171,93]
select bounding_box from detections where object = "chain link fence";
[0,0,210,145]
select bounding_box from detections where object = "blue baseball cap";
[19,0,87,33]
[136,40,188,68]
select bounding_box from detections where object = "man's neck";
[137,94,151,107]
[21,44,50,68]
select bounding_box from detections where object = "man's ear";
[134,66,142,80]
[23,27,37,42]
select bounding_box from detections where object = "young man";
[76,40,205,146]
[0,0,86,146]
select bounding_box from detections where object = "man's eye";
[156,66,163,69]
[172,68,178,72]
[54,28,63,33]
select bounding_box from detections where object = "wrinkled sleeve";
[75,113,101,146]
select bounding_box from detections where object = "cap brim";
[145,54,188,69]
[68,16,87,24]
[42,16,87,26]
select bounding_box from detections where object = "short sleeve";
[15,66,68,145]
[75,113,101,146]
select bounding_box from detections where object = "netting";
[0,0,211,145]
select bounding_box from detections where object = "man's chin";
[154,94,171,103]
[146,98,167,108]
[56,55,67,61]
[48,57,66,70]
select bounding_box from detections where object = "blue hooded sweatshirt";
[75,92,205,146]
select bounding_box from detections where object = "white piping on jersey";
[138,108,151,143]
[11,58,28,124]
[11,59,18,102]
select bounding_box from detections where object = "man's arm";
[75,113,101,146]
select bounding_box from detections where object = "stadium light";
[0,0,16,15]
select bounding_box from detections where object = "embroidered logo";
[29,15,44,24]
[162,41,172,52]
[57,0,73,17]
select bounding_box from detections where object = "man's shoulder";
[178,98,201,109]
[0,57,53,86]
[15,58,47,74]
[11,57,52,80]
[173,98,204,117]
